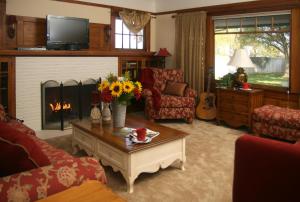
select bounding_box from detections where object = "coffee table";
[71,115,188,193]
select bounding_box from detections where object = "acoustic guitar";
[196,69,216,120]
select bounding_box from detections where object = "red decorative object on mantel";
[154,48,172,68]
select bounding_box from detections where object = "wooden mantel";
[0,50,155,57]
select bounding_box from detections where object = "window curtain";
[119,9,151,34]
[175,11,207,94]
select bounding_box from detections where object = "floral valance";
[119,9,151,34]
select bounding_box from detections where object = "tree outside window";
[214,14,290,87]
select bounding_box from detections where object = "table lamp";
[228,49,255,88]
[155,48,171,68]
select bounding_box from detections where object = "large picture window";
[214,14,290,87]
[114,18,144,50]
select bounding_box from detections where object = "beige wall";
[154,14,176,68]
[6,0,111,24]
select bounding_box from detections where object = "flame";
[49,102,71,112]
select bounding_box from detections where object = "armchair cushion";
[0,122,50,177]
[184,87,197,98]
[164,81,187,96]
[160,95,195,108]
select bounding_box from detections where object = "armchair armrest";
[142,88,153,97]
[184,87,197,98]
[0,157,106,202]
[233,135,300,202]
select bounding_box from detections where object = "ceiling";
[80,0,256,13]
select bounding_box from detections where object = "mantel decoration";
[90,104,101,126]
[119,9,151,34]
[98,72,142,128]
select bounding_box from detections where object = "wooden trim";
[144,22,151,52]
[290,8,300,93]
[0,0,5,49]
[205,16,215,92]
[8,57,16,117]
[155,0,300,16]
[0,49,155,57]
[54,0,154,13]
[251,84,288,92]
[0,57,16,117]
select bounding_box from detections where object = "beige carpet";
[46,119,243,202]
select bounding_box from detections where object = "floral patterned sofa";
[252,105,300,142]
[0,117,107,202]
[141,67,196,123]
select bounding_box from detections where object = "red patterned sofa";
[140,67,196,123]
[252,105,300,142]
[0,115,107,201]
[233,134,300,202]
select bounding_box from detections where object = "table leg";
[124,175,135,193]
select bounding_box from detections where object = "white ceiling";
[80,0,256,13]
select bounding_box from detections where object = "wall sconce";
[104,25,111,43]
[6,15,17,39]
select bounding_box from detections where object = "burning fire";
[49,102,72,112]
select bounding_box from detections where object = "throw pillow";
[164,81,187,96]
[0,122,50,177]
[0,104,9,122]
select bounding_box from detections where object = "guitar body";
[196,92,217,120]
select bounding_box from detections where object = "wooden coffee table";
[71,115,188,193]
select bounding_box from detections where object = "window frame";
[111,15,150,52]
[214,14,291,91]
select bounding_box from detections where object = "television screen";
[47,15,89,50]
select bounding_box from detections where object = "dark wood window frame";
[214,14,291,92]
[111,13,150,53]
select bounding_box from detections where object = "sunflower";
[110,81,123,97]
[135,81,142,93]
[123,81,135,93]
[98,80,109,92]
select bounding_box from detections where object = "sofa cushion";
[0,122,50,177]
[253,105,300,130]
[164,81,187,97]
[160,95,195,108]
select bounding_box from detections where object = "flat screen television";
[46,15,89,50]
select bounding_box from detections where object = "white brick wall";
[16,57,118,131]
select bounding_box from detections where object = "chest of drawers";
[216,88,264,128]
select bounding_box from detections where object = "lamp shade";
[228,49,255,68]
[155,48,171,57]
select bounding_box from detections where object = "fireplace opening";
[41,78,100,130]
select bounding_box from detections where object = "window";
[214,14,290,88]
[114,18,144,50]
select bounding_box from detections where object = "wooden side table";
[36,180,126,202]
[216,88,264,129]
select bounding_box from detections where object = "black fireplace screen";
[41,79,99,130]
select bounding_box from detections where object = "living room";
[1,0,300,201]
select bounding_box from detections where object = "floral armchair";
[141,67,196,123]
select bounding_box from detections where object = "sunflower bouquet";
[98,72,142,105]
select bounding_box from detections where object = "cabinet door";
[0,57,15,117]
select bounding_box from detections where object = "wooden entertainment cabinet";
[0,57,15,117]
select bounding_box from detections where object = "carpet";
[45,119,243,202]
